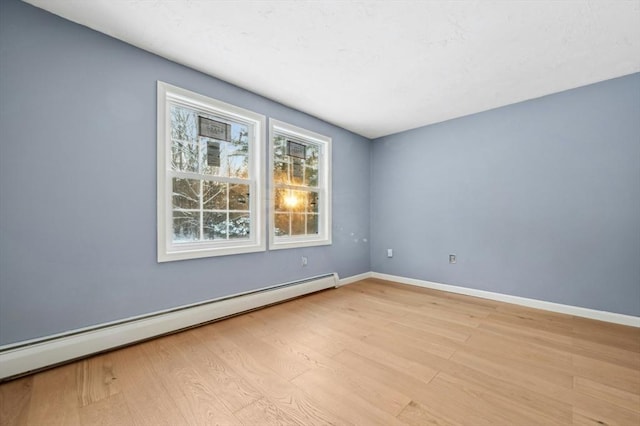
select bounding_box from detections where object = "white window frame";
[157,81,266,262]
[269,119,332,250]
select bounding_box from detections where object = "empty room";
[1,0,639,424]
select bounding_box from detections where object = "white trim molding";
[336,271,373,286]
[371,272,640,328]
[0,274,337,381]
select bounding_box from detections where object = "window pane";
[304,166,318,187]
[273,161,289,184]
[304,144,319,187]
[203,212,227,240]
[229,184,250,211]
[227,138,249,179]
[170,106,199,173]
[273,135,287,164]
[275,213,289,236]
[171,106,198,141]
[291,213,306,235]
[173,210,200,242]
[173,178,200,210]
[171,140,199,173]
[306,191,319,213]
[305,144,319,166]
[203,181,226,210]
[229,213,250,239]
[274,188,287,212]
[291,159,304,185]
[306,214,318,234]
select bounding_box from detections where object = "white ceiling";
[24,0,640,139]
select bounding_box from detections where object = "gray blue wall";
[1,0,638,346]
[0,0,371,345]
[371,73,640,316]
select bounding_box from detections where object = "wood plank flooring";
[1,278,639,425]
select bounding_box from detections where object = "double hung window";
[269,119,332,249]
[157,82,265,261]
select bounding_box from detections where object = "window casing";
[157,82,265,262]
[269,119,331,249]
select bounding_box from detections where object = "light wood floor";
[1,278,639,425]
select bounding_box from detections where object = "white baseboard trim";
[337,271,373,286]
[0,274,337,381]
[371,272,640,328]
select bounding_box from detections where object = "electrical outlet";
[301,256,308,266]
[387,249,393,258]
[449,254,456,264]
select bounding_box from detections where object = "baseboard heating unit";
[0,273,338,381]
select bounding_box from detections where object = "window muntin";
[274,188,319,236]
[158,82,265,261]
[171,178,250,242]
[269,120,331,249]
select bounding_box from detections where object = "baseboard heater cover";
[0,273,338,381]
